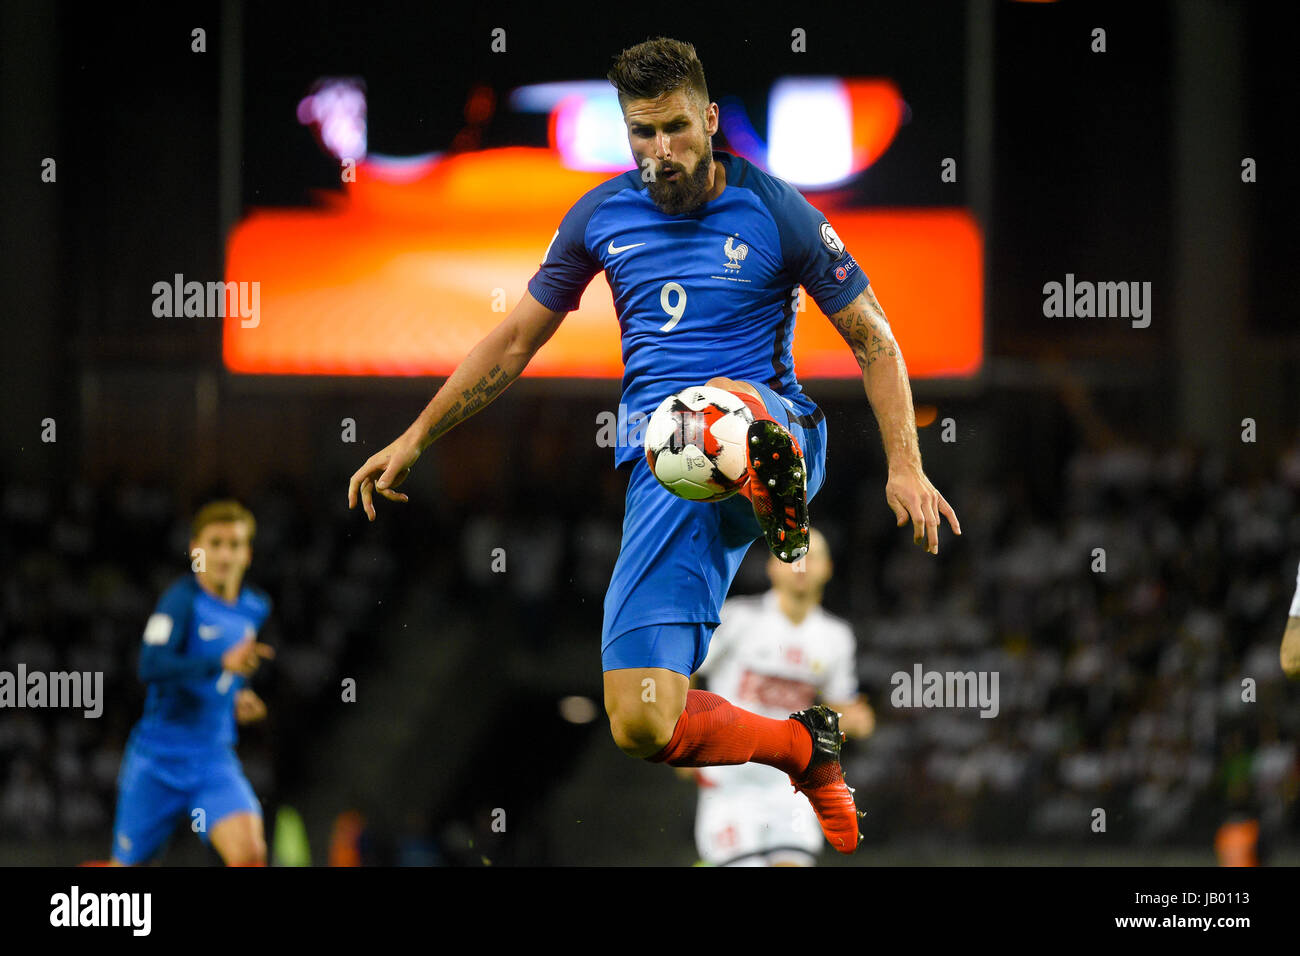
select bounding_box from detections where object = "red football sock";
[727,389,773,503]
[649,690,813,776]
[727,388,773,423]
[724,388,804,503]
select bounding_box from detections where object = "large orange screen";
[223,148,981,378]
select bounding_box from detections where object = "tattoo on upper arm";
[426,363,510,440]
[829,288,896,370]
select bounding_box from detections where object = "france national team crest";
[723,234,749,271]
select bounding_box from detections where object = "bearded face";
[646,144,714,216]
[622,88,720,216]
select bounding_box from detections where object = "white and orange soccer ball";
[644,385,755,501]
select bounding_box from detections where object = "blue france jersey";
[129,575,272,755]
[527,150,869,466]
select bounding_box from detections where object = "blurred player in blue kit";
[349,38,958,853]
[110,501,275,865]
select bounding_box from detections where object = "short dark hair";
[191,499,256,541]
[607,37,710,113]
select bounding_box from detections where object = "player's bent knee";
[608,710,677,759]
[603,667,688,757]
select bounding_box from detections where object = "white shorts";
[695,784,823,866]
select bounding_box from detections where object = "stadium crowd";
[2,418,1297,857]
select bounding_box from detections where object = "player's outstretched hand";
[348,435,422,521]
[222,637,275,677]
[885,463,961,555]
[234,688,268,725]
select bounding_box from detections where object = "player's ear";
[704,101,718,136]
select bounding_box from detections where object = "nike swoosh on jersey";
[607,240,646,255]
[198,624,222,640]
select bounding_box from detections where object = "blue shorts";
[601,381,828,677]
[111,739,261,864]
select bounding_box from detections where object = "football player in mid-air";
[349,37,959,854]
[110,501,275,866]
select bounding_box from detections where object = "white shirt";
[695,590,859,790]
[1290,560,1300,618]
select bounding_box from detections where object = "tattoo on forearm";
[426,363,510,440]
[866,331,894,367]
[829,291,896,370]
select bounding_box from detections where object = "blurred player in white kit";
[1281,559,1300,679]
[689,527,874,865]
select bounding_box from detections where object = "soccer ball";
[644,385,755,501]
